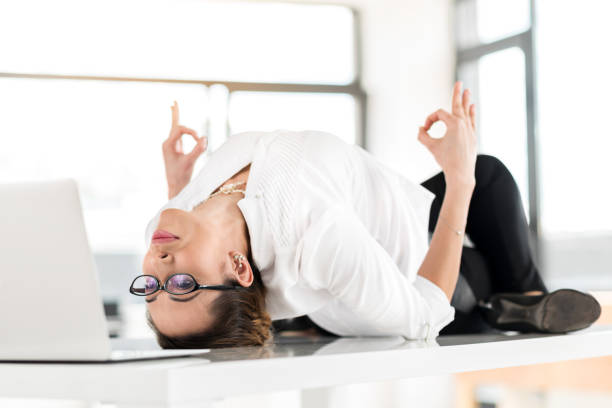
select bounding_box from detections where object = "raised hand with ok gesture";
[417,81,478,188]
[162,101,207,199]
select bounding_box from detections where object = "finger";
[469,104,476,129]
[167,125,198,145]
[179,126,198,143]
[424,108,453,130]
[171,101,179,127]
[183,126,200,143]
[187,137,206,160]
[462,89,471,118]
[417,126,438,151]
[452,81,464,116]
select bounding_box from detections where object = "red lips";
[151,229,179,244]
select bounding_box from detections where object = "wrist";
[167,183,183,200]
[445,179,475,197]
[442,181,474,217]
[444,170,475,189]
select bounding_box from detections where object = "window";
[229,92,357,145]
[0,77,208,251]
[458,47,530,218]
[536,0,612,234]
[455,0,536,230]
[0,0,356,84]
[456,0,539,234]
[0,0,365,257]
[535,0,612,289]
[455,0,612,289]
[456,0,531,47]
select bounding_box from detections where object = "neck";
[192,191,249,255]
[191,163,252,254]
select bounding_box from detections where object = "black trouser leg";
[421,154,548,294]
[421,154,549,334]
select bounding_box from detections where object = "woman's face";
[141,208,237,337]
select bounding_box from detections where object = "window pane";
[537,0,612,234]
[459,47,530,220]
[0,78,207,252]
[457,0,530,48]
[229,92,357,145]
[0,0,354,84]
[476,0,530,43]
[536,0,612,288]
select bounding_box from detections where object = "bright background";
[454,0,612,291]
[1,0,611,407]
[1,0,609,297]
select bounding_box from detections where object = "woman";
[132,82,601,348]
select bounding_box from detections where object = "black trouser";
[421,154,549,335]
[273,154,549,336]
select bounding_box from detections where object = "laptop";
[0,179,209,362]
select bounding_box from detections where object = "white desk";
[1,325,611,408]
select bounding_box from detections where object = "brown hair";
[146,251,272,348]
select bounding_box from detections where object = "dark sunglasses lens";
[166,274,196,294]
[131,276,158,295]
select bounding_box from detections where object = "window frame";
[455,0,541,258]
[0,6,367,147]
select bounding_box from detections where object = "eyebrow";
[145,292,202,303]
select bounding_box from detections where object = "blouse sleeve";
[299,210,455,340]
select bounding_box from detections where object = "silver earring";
[233,254,245,268]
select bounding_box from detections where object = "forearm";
[417,180,474,301]
[167,183,183,200]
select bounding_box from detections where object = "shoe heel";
[496,298,544,327]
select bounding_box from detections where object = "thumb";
[417,126,438,151]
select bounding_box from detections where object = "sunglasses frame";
[129,273,248,296]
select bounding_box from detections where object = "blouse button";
[255,193,262,199]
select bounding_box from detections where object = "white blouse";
[145,130,455,340]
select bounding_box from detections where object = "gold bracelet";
[438,215,464,236]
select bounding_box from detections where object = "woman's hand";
[162,101,207,199]
[417,81,478,188]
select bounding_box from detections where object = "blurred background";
[0,0,611,407]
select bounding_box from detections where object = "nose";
[154,248,173,263]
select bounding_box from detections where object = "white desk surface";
[1,325,611,408]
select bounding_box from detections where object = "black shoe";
[478,289,602,334]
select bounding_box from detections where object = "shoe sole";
[494,289,602,333]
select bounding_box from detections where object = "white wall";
[303,0,456,183]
